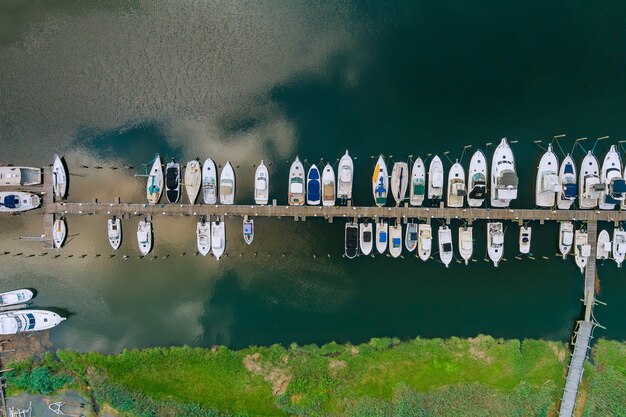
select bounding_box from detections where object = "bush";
[6,366,72,394]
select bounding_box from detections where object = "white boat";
[375,220,388,254]
[596,229,611,260]
[535,144,560,208]
[243,218,254,245]
[254,161,269,205]
[184,159,201,204]
[599,145,624,210]
[405,223,418,252]
[337,150,353,201]
[146,154,163,205]
[559,221,574,259]
[467,150,487,207]
[574,229,590,273]
[202,158,218,204]
[438,226,453,267]
[52,218,66,249]
[612,227,626,268]
[428,156,444,200]
[490,138,518,207]
[417,224,432,261]
[487,222,504,267]
[196,220,211,256]
[288,157,305,206]
[345,222,359,259]
[165,160,181,203]
[447,161,466,208]
[372,155,388,207]
[211,219,226,260]
[519,226,532,254]
[0,192,40,212]
[0,289,34,307]
[359,221,373,256]
[306,164,321,206]
[578,151,601,209]
[0,310,65,335]
[389,224,402,258]
[0,166,41,187]
[52,154,67,200]
[219,162,235,205]
[458,226,473,265]
[409,158,426,206]
[390,162,409,206]
[322,164,336,207]
[107,217,122,250]
[558,155,577,210]
[137,219,152,255]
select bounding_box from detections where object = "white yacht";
[447,161,466,208]
[535,144,560,208]
[306,165,321,206]
[559,221,574,259]
[137,219,152,256]
[428,156,444,200]
[165,160,181,203]
[0,166,41,187]
[146,154,163,205]
[243,218,254,245]
[405,222,418,252]
[574,229,590,273]
[372,155,388,207]
[107,217,122,250]
[211,219,226,260]
[390,162,409,206]
[612,227,626,267]
[345,222,359,259]
[359,221,373,256]
[322,164,336,207]
[558,155,577,209]
[467,150,487,207]
[487,222,504,267]
[490,138,518,207]
[578,151,601,209]
[0,192,40,213]
[458,226,473,265]
[0,310,65,335]
[0,289,34,307]
[409,158,426,206]
[288,157,305,206]
[417,224,432,261]
[389,224,402,258]
[254,161,270,205]
[52,218,66,249]
[596,229,611,260]
[599,145,625,210]
[519,226,532,254]
[337,150,353,202]
[52,154,67,200]
[219,162,235,205]
[375,220,388,254]
[438,226,453,267]
[184,159,201,204]
[196,220,211,256]
[202,158,218,204]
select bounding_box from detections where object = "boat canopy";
[409,231,418,241]
[563,231,573,245]
[618,243,626,253]
[451,182,466,196]
[422,237,432,250]
[291,182,304,194]
[392,238,401,247]
[256,178,267,190]
[2,195,19,208]
[610,179,626,195]
[493,234,504,245]
[339,167,351,182]
[442,242,452,253]
[379,232,387,243]
[363,231,372,242]
[603,242,612,252]
[498,171,519,187]
[469,183,486,199]
[563,183,577,199]
[307,180,320,200]
[166,168,178,189]
[580,244,591,257]
[244,224,253,234]
[412,180,425,195]
[542,173,560,192]
[564,163,575,174]
[432,173,443,188]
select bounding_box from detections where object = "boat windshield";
[443,242,452,253]
[2,195,19,208]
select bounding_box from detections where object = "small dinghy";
[438,225,453,267]
[372,155,388,207]
[389,223,402,258]
[322,164,336,207]
[137,219,152,255]
[0,192,40,212]
[359,221,373,256]
[559,221,574,259]
[467,150,487,207]
[202,158,218,204]
[390,162,409,206]
[306,164,321,206]
[345,222,358,259]
[612,227,626,267]
[107,216,122,250]
[599,145,624,210]
[418,224,432,261]
[447,161,466,208]
[519,226,532,254]
[405,223,418,252]
[288,157,305,206]
[428,156,444,201]
[578,151,601,209]
[337,150,353,202]
[254,161,270,205]
[219,162,235,205]
[558,154,577,210]
[52,154,67,200]
[596,229,611,260]
[535,144,560,208]
[375,220,388,254]
[487,222,504,267]
[196,219,211,256]
[458,226,473,265]
[53,218,66,249]
[0,310,65,335]
[165,160,181,203]
[211,219,226,260]
[243,218,254,245]
[184,159,201,204]
[574,228,590,273]
[0,289,34,307]
[491,138,518,207]
[409,158,426,206]
[145,154,163,205]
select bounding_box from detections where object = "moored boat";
[375,220,388,254]
[322,164,336,207]
[467,150,487,207]
[458,226,473,265]
[612,227,626,267]
[196,219,211,256]
[211,219,226,260]
[574,228,590,272]
[438,226,453,267]
[0,289,34,307]
[288,157,305,206]
[409,158,426,206]
[52,154,67,200]
[202,158,218,204]
[447,161,466,208]
[596,229,611,260]
[417,224,432,261]
[559,221,574,259]
[490,138,518,207]
[405,223,418,252]
[137,219,152,255]
[243,218,254,245]
[390,162,409,206]
[306,164,321,206]
[558,155,577,209]
[372,155,388,207]
[0,166,41,187]
[146,154,163,205]
[428,156,444,201]
[184,159,201,204]
[578,151,601,209]
[359,221,373,256]
[487,222,504,267]
[337,150,353,202]
[599,145,625,210]
[165,160,181,203]
[254,161,270,205]
[219,162,235,205]
[107,216,122,250]
[389,223,402,258]
[519,226,532,254]
[0,310,65,335]
[53,218,66,249]
[345,222,358,259]
[535,144,560,208]
[0,192,40,213]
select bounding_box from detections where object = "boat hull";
[146,155,163,205]
[254,162,270,205]
[375,221,388,254]
[359,222,373,256]
[219,162,236,205]
[535,145,559,208]
[389,224,402,258]
[185,160,201,205]
[428,156,444,200]
[447,162,465,208]
[202,159,218,205]
[288,158,305,206]
[243,219,254,245]
[108,217,122,250]
[418,224,432,261]
[0,310,65,334]
[337,151,353,200]
[53,154,67,199]
[165,162,181,203]
[490,138,517,207]
[557,155,577,210]
[409,158,426,206]
[0,192,40,212]
[345,223,358,259]
[519,226,532,254]
[211,220,226,260]
[404,223,418,252]
[467,150,487,207]
[322,164,336,207]
[372,156,388,207]
[53,219,66,249]
[578,152,600,209]
[458,226,473,264]
[390,162,409,206]
[197,221,211,256]
[137,220,152,255]
[487,222,504,267]
[438,226,453,267]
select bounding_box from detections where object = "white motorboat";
[0,310,65,335]
[0,289,34,307]
[490,138,518,207]
[467,150,487,207]
[574,229,590,273]
[288,157,305,206]
[487,222,504,267]
[137,219,152,255]
[52,154,67,200]
[254,161,269,205]
[211,219,226,260]
[322,164,336,207]
[0,192,40,213]
[243,218,254,245]
[519,226,532,254]
[599,145,625,210]
[359,221,373,256]
[428,156,444,200]
[0,166,41,187]
[107,216,122,250]
[375,220,388,254]
[558,155,577,210]
[458,226,473,265]
[389,224,402,258]
[409,158,426,206]
[196,220,211,256]
[612,227,626,267]
[184,159,201,204]
[438,226,453,267]
[146,154,163,205]
[390,162,409,206]
[417,224,432,261]
[404,223,418,252]
[219,162,235,205]
[53,218,66,249]
[202,158,218,204]
[578,151,601,209]
[559,221,574,259]
[306,164,321,206]
[165,160,181,203]
[596,229,611,260]
[447,161,466,208]
[345,222,359,259]
[372,155,388,207]
[337,150,353,201]
[535,144,560,208]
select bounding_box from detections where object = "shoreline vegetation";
[4,335,625,417]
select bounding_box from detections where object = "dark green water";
[0,1,624,352]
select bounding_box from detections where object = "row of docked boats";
[0,289,65,335]
[288,152,354,206]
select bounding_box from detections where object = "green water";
[0,1,624,352]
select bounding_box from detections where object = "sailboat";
[137,219,152,256]
[578,151,601,209]
[559,221,574,259]
[599,145,625,210]
[535,144,560,207]
[306,164,321,205]
[243,218,254,245]
[467,150,487,207]
[574,228,590,273]
[202,158,218,204]
[372,155,388,207]
[196,219,211,256]
[596,229,611,260]
[487,222,504,267]
[165,160,181,203]
[612,227,626,267]
[438,226,453,267]
[0,289,34,307]
[458,226,473,265]
[145,154,163,205]
[428,156,444,200]
[337,151,353,202]
[390,162,409,206]
[107,216,122,250]
[519,226,532,254]
[322,164,336,207]
[0,310,65,335]
[447,161,466,208]
[184,159,201,204]
[558,155,577,209]
[254,161,270,205]
[0,192,40,212]
[490,138,518,207]
[53,218,66,249]
[405,223,418,252]
[345,222,359,259]
[409,158,426,206]
[52,154,67,200]
[389,223,402,258]
[359,221,373,256]
[211,219,226,260]
[219,162,235,205]
[417,224,432,261]
[288,157,305,206]
[375,220,388,254]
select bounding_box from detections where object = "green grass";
[581,339,626,417]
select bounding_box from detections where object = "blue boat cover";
[380,232,387,243]
[3,195,18,208]
[392,238,401,246]
[409,232,418,241]
[612,179,626,194]
[563,183,577,198]
[564,163,574,175]
[244,224,252,233]
[308,179,320,201]
[604,194,621,205]
[375,178,386,196]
